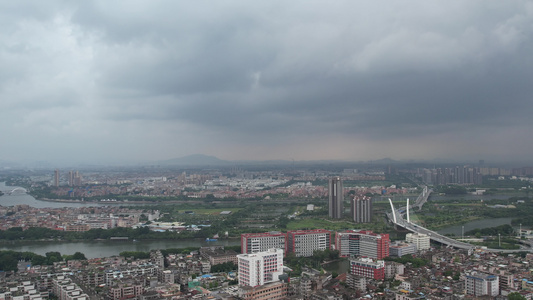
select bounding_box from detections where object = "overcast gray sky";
[1,1,532,165]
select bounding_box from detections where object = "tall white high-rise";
[351,196,373,223]
[328,177,343,219]
[237,248,284,287]
[54,169,60,187]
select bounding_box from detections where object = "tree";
[31,255,47,266]
[392,280,401,287]
[453,272,460,281]
[64,252,87,261]
[508,292,527,300]
[46,252,62,264]
[211,262,237,273]
[277,216,290,229]
[0,251,18,272]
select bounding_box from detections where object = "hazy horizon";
[1,153,530,170]
[1,1,533,166]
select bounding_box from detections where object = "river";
[0,182,130,208]
[0,239,240,258]
[428,194,522,202]
[436,217,514,236]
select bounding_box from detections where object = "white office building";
[237,248,284,287]
[405,233,430,251]
[465,272,499,297]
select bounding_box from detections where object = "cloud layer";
[1,1,533,165]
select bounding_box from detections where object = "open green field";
[435,202,485,207]
[180,208,243,214]
[286,218,356,231]
[285,217,393,234]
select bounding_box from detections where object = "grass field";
[437,203,484,206]
[286,218,356,231]
[180,208,243,214]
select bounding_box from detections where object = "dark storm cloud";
[84,1,532,130]
[1,0,533,163]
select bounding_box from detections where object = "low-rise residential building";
[405,233,430,251]
[346,273,367,292]
[465,271,499,297]
[200,246,238,266]
[350,257,385,280]
[107,281,144,300]
[385,261,405,279]
[237,281,287,300]
[389,242,417,257]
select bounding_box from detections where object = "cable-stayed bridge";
[386,186,532,253]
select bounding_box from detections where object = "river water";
[0,182,122,208]
[0,239,240,258]
[436,217,514,236]
[428,194,524,202]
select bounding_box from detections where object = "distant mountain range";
[155,154,503,168]
[157,154,406,167]
[0,154,517,169]
[158,154,232,166]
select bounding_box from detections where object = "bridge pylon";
[388,198,396,223]
[406,198,410,223]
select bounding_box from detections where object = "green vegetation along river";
[0,217,514,259]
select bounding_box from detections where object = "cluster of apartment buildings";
[2,227,533,299]
[0,247,229,300]
[0,205,159,232]
[40,168,410,202]
[417,167,484,186]
[390,248,533,299]
[234,229,533,299]
[327,177,396,224]
[237,248,533,299]
[237,229,397,297]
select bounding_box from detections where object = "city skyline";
[1,1,533,166]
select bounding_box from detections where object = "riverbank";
[423,216,482,231]
[30,195,204,205]
[0,237,241,244]
[36,197,167,204]
[437,217,514,236]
